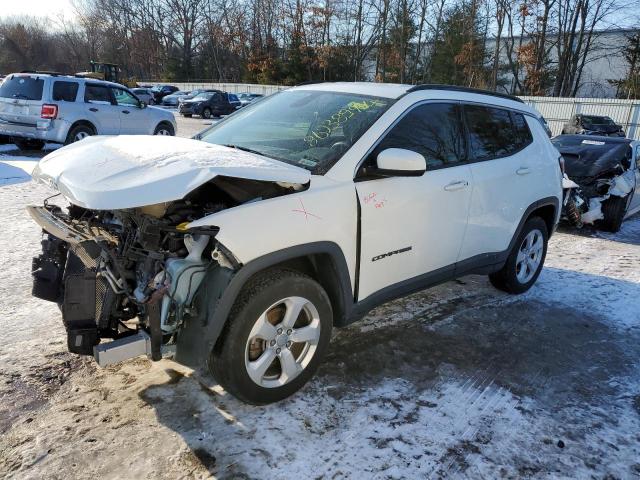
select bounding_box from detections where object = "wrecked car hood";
[558,142,630,181]
[32,135,311,209]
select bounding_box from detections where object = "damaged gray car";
[553,135,640,232]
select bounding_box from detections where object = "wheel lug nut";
[276,348,281,354]
[277,328,283,334]
[270,340,276,346]
[286,341,292,348]
[286,329,292,335]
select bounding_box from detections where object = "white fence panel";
[519,96,640,140]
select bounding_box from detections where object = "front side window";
[464,105,517,161]
[112,88,139,106]
[372,102,465,170]
[52,81,79,102]
[199,90,392,174]
[84,84,113,104]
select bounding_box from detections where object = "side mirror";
[139,101,147,109]
[376,148,426,176]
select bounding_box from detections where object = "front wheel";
[489,216,548,294]
[598,195,629,232]
[202,108,212,119]
[210,269,333,405]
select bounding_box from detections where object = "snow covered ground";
[0,130,639,479]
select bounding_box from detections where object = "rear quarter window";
[0,75,44,100]
[52,81,79,102]
[511,112,533,149]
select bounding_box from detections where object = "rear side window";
[511,112,533,148]
[374,103,466,170]
[0,75,44,100]
[229,94,239,102]
[52,81,79,102]
[84,85,113,104]
[464,105,515,161]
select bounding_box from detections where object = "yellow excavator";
[76,61,136,87]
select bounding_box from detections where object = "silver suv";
[0,73,177,150]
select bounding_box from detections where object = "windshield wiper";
[223,144,265,157]
[12,93,30,99]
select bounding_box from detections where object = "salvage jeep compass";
[28,83,562,404]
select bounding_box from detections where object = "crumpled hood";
[32,135,310,210]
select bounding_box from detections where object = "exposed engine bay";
[29,176,302,361]
[554,136,638,230]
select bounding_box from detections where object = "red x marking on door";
[292,198,322,220]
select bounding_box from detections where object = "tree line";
[0,0,637,97]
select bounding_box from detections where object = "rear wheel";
[598,195,629,232]
[14,138,45,151]
[153,122,175,136]
[64,124,94,145]
[210,269,333,405]
[181,113,192,118]
[489,216,548,294]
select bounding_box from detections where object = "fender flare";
[175,241,353,369]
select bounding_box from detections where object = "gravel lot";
[0,115,639,479]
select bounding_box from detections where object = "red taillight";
[41,104,58,119]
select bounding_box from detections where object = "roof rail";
[19,70,66,76]
[406,84,524,104]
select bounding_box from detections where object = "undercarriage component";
[94,331,151,367]
[32,234,68,303]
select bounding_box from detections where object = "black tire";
[182,113,192,118]
[598,195,628,233]
[14,138,45,151]
[210,269,333,405]
[202,108,212,119]
[489,216,549,294]
[153,122,175,136]
[64,124,94,145]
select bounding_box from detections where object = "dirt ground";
[0,117,639,479]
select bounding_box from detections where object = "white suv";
[28,83,562,404]
[0,73,177,150]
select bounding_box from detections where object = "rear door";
[458,105,539,261]
[0,74,46,127]
[111,87,149,134]
[83,84,120,134]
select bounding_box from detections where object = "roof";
[291,81,537,115]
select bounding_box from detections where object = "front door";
[112,87,148,134]
[355,102,472,300]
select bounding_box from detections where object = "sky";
[1,0,74,20]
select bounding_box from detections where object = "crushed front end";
[28,198,231,365]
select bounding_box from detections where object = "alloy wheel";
[516,229,544,284]
[244,296,321,388]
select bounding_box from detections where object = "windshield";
[199,90,392,174]
[0,75,44,100]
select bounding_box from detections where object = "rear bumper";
[0,117,70,143]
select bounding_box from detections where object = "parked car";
[553,134,640,231]
[131,88,155,105]
[237,92,264,106]
[561,114,625,137]
[0,73,177,150]
[178,90,238,118]
[175,89,217,105]
[161,90,191,106]
[150,84,179,103]
[28,83,561,405]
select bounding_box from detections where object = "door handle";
[122,110,130,114]
[516,167,531,175]
[444,180,469,191]
[89,107,98,112]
